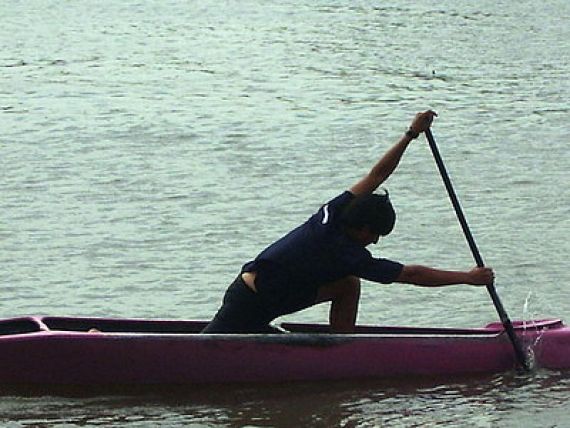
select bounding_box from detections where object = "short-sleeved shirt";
[242,191,403,317]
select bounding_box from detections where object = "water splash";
[521,291,547,370]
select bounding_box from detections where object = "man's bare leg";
[315,276,361,333]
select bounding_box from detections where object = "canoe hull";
[0,316,568,385]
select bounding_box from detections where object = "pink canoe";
[0,316,569,386]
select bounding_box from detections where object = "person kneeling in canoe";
[202,110,494,334]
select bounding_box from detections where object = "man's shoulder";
[316,191,354,226]
[327,190,355,207]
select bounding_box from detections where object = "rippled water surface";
[1,0,569,426]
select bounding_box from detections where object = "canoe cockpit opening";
[3,317,564,337]
[40,317,207,334]
[0,318,44,336]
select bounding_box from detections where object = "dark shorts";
[201,276,282,334]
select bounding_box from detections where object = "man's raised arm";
[350,110,438,196]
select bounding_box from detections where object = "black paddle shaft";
[424,128,530,371]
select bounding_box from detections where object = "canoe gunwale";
[0,316,564,339]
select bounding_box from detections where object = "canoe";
[1,316,569,386]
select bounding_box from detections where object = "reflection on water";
[1,370,569,427]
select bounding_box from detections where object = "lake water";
[1,0,569,426]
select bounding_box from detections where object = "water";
[1,0,569,426]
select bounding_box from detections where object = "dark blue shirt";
[242,191,403,316]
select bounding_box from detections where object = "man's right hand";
[467,266,495,286]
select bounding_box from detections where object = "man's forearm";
[350,132,414,195]
[349,111,436,196]
[368,133,414,185]
[397,265,473,287]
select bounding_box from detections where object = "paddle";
[424,128,530,371]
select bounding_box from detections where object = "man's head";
[341,190,396,245]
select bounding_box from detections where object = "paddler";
[202,111,494,334]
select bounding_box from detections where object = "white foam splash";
[520,290,546,370]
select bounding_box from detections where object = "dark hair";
[341,190,396,236]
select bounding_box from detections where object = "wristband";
[405,128,420,139]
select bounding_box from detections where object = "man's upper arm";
[357,257,404,284]
[349,175,379,196]
[395,265,416,284]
